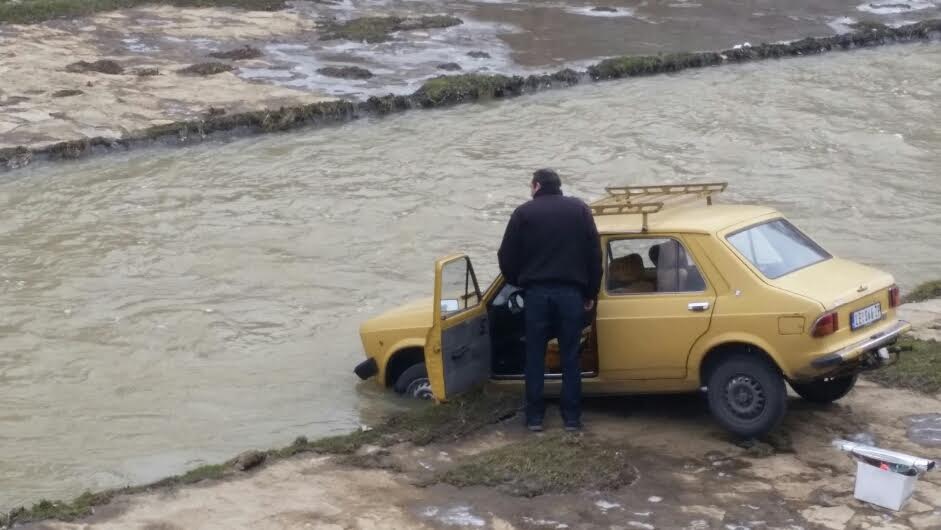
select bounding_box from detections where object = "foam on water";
[236,19,522,98]
[857,0,937,14]
[565,6,637,17]
[827,16,859,34]
[122,37,159,53]
[421,505,487,527]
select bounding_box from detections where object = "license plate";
[851,303,882,330]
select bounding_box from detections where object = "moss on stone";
[319,15,462,43]
[209,45,263,61]
[177,62,234,76]
[65,60,124,75]
[411,73,525,107]
[317,65,374,79]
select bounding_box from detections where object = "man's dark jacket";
[498,188,603,300]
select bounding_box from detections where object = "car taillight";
[812,311,839,337]
[888,285,900,308]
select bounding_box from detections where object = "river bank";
[2,0,941,172]
[4,298,940,529]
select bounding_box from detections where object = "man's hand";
[584,299,595,311]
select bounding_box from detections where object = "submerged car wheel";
[790,375,857,404]
[394,363,433,400]
[707,354,786,438]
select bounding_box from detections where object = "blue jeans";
[524,284,586,427]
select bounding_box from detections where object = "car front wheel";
[790,375,857,404]
[706,354,787,438]
[394,363,433,400]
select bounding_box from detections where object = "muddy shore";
[2,16,941,173]
[3,299,940,530]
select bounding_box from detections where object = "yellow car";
[354,183,910,437]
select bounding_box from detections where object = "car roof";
[592,203,780,235]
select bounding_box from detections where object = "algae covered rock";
[317,65,374,79]
[65,60,124,75]
[209,45,263,60]
[410,73,525,107]
[51,89,83,98]
[319,15,463,43]
[177,62,235,76]
[233,450,266,471]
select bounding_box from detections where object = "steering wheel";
[507,290,526,314]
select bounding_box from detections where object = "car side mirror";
[507,291,525,314]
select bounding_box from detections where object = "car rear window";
[727,219,831,279]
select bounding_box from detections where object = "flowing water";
[1,43,940,508]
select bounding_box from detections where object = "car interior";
[487,281,599,379]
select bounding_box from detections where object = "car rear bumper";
[354,358,378,380]
[809,320,910,370]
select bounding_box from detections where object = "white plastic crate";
[853,460,918,511]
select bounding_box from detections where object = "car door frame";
[424,254,493,401]
[595,233,717,380]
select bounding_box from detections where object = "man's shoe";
[563,422,582,432]
[527,423,544,432]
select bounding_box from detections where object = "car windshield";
[727,219,831,279]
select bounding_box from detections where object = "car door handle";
[688,302,710,312]
[451,345,470,360]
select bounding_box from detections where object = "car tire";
[394,363,433,400]
[706,354,787,438]
[790,375,857,404]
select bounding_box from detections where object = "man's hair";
[532,168,562,192]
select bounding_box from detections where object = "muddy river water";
[1,42,940,508]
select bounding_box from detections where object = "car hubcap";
[725,375,766,419]
[406,378,433,400]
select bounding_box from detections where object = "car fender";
[689,331,792,381]
[379,338,427,383]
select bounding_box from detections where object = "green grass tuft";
[435,433,638,497]
[867,336,941,394]
[904,279,941,303]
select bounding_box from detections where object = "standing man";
[498,169,602,432]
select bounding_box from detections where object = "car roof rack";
[589,182,728,232]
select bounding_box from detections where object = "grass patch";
[904,279,941,303]
[434,433,638,497]
[0,0,286,25]
[304,388,520,454]
[318,15,462,43]
[867,336,941,393]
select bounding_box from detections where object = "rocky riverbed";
[2,0,941,169]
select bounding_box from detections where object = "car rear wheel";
[394,363,433,400]
[706,354,787,438]
[790,375,857,404]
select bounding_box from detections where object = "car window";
[726,219,831,279]
[440,257,481,316]
[606,237,706,294]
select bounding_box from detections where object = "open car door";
[425,254,492,402]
